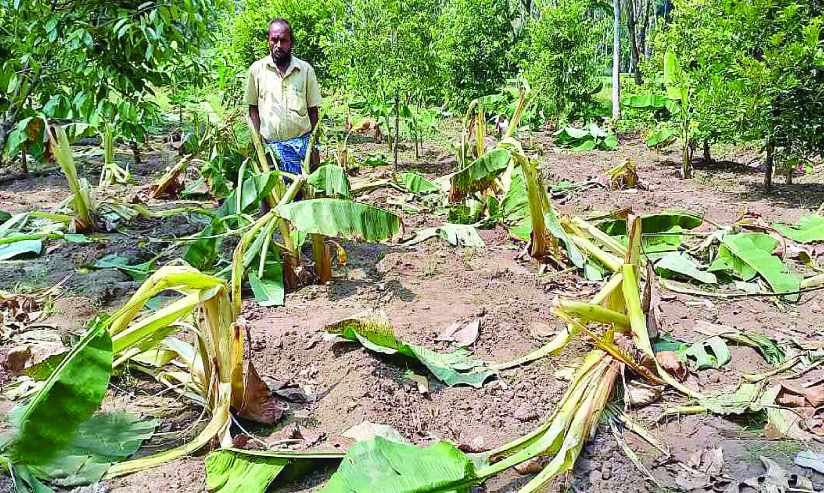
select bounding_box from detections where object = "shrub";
[434,0,520,109]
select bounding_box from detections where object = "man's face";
[268,23,292,64]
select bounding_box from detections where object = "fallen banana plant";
[325,308,494,388]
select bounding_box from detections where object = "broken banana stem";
[801,272,824,289]
[557,299,630,328]
[568,234,622,272]
[570,216,631,259]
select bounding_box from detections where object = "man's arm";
[249,105,261,135]
[308,106,318,132]
[308,106,319,172]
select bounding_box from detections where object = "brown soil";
[2,133,824,492]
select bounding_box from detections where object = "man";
[246,19,321,176]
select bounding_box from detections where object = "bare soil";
[2,131,824,493]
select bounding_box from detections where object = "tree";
[649,0,824,188]
[340,0,441,104]
[520,0,605,126]
[434,0,521,108]
[612,0,622,121]
[0,0,225,166]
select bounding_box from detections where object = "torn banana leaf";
[0,239,43,260]
[654,252,717,285]
[774,215,824,243]
[404,223,485,247]
[26,413,159,487]
[325,309,494,388]
[654,334,730,369]
[3,323,112,466]
[322,437,480,493]
[708,232,777,281]
[449,148,511,193]
[699,382,764,415]
[718,232,800,301]
[598,212,703,247]
[206,448,344,493]
[307,165,350,198]
[400,172,440,194]
[275,198,403,243]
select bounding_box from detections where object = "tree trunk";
[765,138,774,192]
[612,0,621,122]
[627,0,641,85]
[638,0,651,73]
[703,139,712,167]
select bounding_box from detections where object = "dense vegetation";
[2,0,822,184]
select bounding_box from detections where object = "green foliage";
[774,215,824,243]
[519,0,606,125]
[322,437,480,492]
[3,323,112,466]
[553,123,618,151]
[275,199,403,242]
[222,0,344,87]
[434,0,520,108]
[648,0,824,180]
[341,0,441,103]
[0,0,225,160]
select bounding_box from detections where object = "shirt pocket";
[286,85,307,117]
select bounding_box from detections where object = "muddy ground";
[2,130,824,493]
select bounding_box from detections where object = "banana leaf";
[4,323,112,466]
[27,413,159,486]
[719,232,799,301]
[449,149,511,193]
[0,239,43,260]
[773,215,824,243]
[275,199,402,243]
[401,172,440,193]
[625,94,670,108]
[647,127,676,147]
[308,165,350,198]
[322,437,480,493]
[325,309,493,388]
[404,224,485,247]
[654,252,717,284]
[206,448,344,493]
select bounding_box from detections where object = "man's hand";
[249,105,261,135]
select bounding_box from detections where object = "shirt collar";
[266,56,299,77]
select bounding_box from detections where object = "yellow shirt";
[245,55,322,142]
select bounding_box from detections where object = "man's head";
[268,19,294,66]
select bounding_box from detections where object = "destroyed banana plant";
[99,122,130,187]
[99,261,270,477]
[47,124,97,232]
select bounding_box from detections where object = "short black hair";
[268,18,295,42]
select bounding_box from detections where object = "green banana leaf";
[206,450,287,493]
[654,252,717,284]
[0,239,43,260]
[449,149,511,193]
[624,94,669,108]
[647,127,676,148]
[4,323,112,466]
[597,212,703,237]
[322,437,480,493]
[276,199,402,243]
[308,165,351,198]
[206,448,345,493]
[184,171,280,270]
[401,172,439,193]
[719,232,799,301]
[773,215,824,243]
[654,334,729,369]
[27,413,159,486]
[325,309,493,388]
